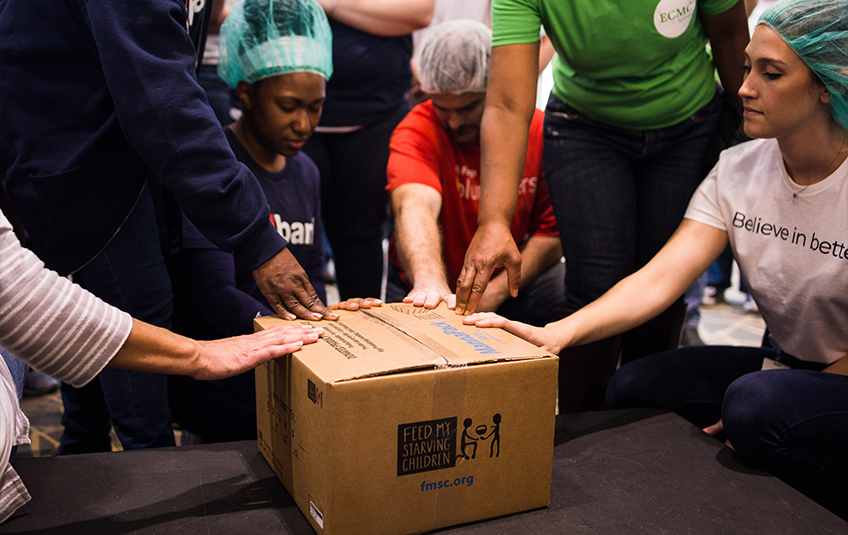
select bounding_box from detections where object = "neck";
[229,121,286,173]
[778,124,848,186]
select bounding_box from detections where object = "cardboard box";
[254,303,558,535]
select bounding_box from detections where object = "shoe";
[742,295,759,314]
[23,369,59,396]
[680,326,705,347]
[701,286,723,305]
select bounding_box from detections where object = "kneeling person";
[171,0,332,443]
[386,20,563,326]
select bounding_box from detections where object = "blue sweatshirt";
[180,129,325,336]
[0,0,285,275]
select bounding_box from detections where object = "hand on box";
[253,248,339,321]
[455,222,521,315]
[191,324,323,380]
[330,297,383,311]
[462,312,557,353]
[403,281,455,310]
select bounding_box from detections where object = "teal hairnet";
[759,0,848,130]
[218,0,333,87]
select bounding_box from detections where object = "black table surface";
[1,409,844,534]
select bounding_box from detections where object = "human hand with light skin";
[392,183,458,310]
[330,297,383,311]
[108,321,323,381]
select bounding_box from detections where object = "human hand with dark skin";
[253,248,339,321]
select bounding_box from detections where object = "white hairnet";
[418,19,491,95]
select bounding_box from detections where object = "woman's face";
[240,72,325,157]
[739,25,832,141]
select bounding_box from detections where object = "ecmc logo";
[396,414,501,477]
[653,0,696,39]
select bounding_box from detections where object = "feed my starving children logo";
[397,414,501,476]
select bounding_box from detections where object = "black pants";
[304,104,407,300]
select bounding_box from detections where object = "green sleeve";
[699,0,742,16]
[491,0,542,47]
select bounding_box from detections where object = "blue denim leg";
[1,348,27,464]
[1,349,27,404]
[723,371,848,520]
[543,92,722,311]
[59,184,175,454]
[495,261,566,327]
[606,345,768,429]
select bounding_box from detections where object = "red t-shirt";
[387,101,558,292]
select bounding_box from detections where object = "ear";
[236,80,254,110]
[819,84,832,105]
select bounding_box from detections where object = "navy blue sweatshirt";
[180,129,325,336]
[0,0,285,275]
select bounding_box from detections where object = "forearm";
[393,192,448,289]
[479,43,540,228]
[545,221,727,352]
[316,0,433,37]
[108,319,203,377]
[701,1,749,102]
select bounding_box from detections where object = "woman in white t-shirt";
[463,0,848,519]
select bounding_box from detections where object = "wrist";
[325,0,339,15]
[186,339,205,379]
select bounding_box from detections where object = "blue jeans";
[1,348,27,464]
[543,92,722,309]
[59,185,175,454]
[1,349,26,404]
[606,346,848,520]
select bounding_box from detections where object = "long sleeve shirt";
[0,210,132,522]
[0,0,285,276]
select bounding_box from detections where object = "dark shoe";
[680,326,705,347]
[23,369,59,396]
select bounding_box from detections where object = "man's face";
[429,92,486,145]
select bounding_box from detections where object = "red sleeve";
[526,110,559,238]
[386,102,446,196]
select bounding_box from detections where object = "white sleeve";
[684,162,727,231]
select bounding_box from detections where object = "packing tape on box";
[361,310,467,368]
[361,310,470,529]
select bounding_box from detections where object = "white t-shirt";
[685,138,848,365]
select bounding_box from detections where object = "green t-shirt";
[493,0,739,129]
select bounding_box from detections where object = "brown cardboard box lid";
[254,303,554,383]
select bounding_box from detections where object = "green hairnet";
[418,20,491,94]
[759,0,848,130]
[218,0,333,87]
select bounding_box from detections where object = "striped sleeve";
[0,211,132,387]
